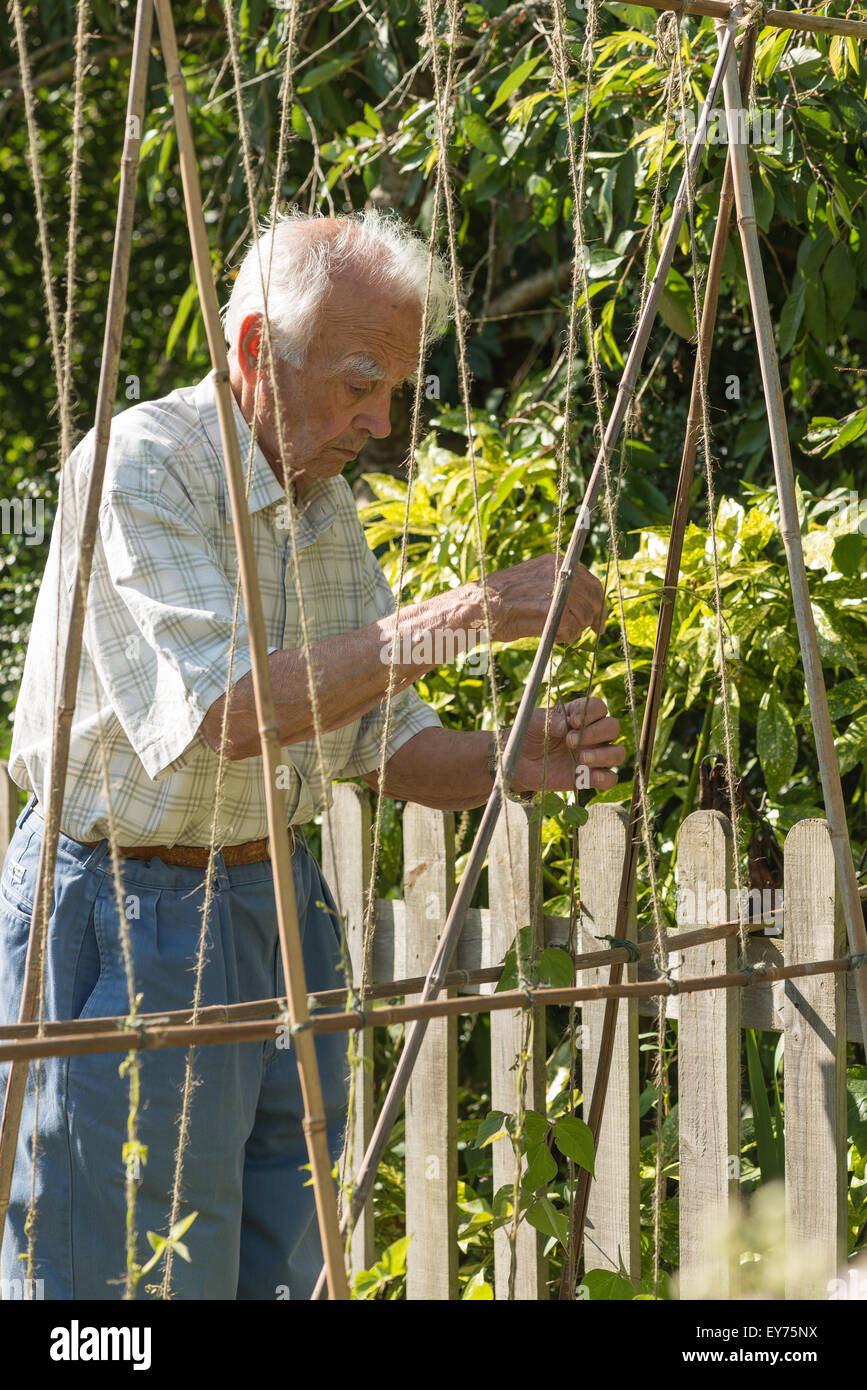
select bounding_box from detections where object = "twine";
[655,0,691,69]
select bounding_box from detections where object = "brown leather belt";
[35,803,295,867]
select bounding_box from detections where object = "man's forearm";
[201,549,608,761]
[360,727,531,811]
[202,586,486,760]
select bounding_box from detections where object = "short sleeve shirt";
[8,371,441,845]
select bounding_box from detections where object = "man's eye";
[347,379,368,395]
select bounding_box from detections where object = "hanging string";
[69,4,155,1291]
[547,0,611,1298]
[359,199,445,999]
[9,0,152,1300]
[655,0,691,68]
[159,0,319,1300]
[608,0,720,1299]
[424,0,536,1296]
[672,24,749,968]
[347,181,445,1258]
[10,0,82,1285]
[264,0,371,1259]
[549,0,686,1295]
[740,0,771,112]
[637,2,699,1300]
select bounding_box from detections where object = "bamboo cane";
[151,0,349,1301]
[714,13,867,1054]
[0,0,155,1266]
[311,3,747,1300]
[559,28,757,1297]
[0,951,859,1062]
[0,917,771,1042]
[609,0,867,39]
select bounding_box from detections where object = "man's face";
[233,268,423,497]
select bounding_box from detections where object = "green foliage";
[847,1067,867,1255]
[352,1234,412,1300]
[133,1210,198,1299]
[362,419,867,924]
[580,1268,636,1300]
[745,1030,784,1185]
[467,1102,594,1266]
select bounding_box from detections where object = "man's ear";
[236,312,264,384]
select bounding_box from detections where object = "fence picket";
[578,803,640,1284]
[485,798,546,1299]
[321,782,374,1281]
[676,810,740,1297]
[783,818,846,1297]
[403,802,458,1300]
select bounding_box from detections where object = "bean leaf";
[553,1116,595,1174]
[522,1140,558,1192]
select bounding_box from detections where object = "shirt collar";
[193,370,340,542]
[193,370,286,516]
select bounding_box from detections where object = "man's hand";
[482,554,607,645]
[511,696,624,795]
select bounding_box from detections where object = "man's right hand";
[479,554,607,644]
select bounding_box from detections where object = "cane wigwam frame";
[1,0,865,1303]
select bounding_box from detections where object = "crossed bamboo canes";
[0,0,156,1281]
[559,24,758,1296]
[0,0,350,1301]
[311,0,752,1300]
[563,8,867,1291]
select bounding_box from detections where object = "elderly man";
[0,210,623,1301]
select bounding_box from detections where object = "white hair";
[221,208,453,367]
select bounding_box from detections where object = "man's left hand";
[511,696,625,795]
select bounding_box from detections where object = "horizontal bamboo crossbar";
[610,0,867,39]
[0,951,861,1062]
[0,916,762,1043]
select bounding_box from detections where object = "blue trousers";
[0,796,350,1300]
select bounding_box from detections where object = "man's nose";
[355,386,393,440]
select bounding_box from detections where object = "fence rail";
[0,767,855,1299]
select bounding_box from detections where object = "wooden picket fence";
[0,768,855,1300]
[321,783,856,1301]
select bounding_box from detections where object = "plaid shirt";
[8,371,441,846]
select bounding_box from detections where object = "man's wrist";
[461,580,505,643]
